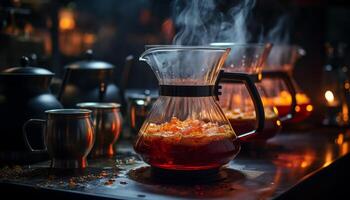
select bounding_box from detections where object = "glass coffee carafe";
[211,43,282,142]
[262,45,313,123]
[134,46,265,171]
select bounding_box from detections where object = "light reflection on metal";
[273,150,315,170]
[322,145,333,167]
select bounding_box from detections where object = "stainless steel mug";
[23,109,95,168]
[127,90,156,138]
[76,102,122,157]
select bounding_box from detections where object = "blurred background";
[1,0,350,124]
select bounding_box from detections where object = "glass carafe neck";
[139,46,230,86]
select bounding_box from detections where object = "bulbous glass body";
[263,45,313,123]
[134,46,240,170]
[211,43,281,141]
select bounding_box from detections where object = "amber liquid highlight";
[134,118,240,171]
[228,117,281,141]
[224,109,282,141]
[271,92,313,123]
[276,103,312,123]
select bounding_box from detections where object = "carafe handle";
[217,71,265,140]
[262,71,297,122]
[23,119,47,153]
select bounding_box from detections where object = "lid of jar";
[76,102,121,109]
[65,49,114,70]
[0,56,54,76]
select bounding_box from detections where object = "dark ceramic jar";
[58,50,120,108]
[0,56,63,163]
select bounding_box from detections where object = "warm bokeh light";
[161,18,175,42]
[273,106,279,115]
[300,161,309,168]
[341,142,349,156]
[273,151,315,170]
[59,9,75,31]
[345,82,350,90]
[342,103,349,122]
[325,90,335,103]
[295,105,301,112]
[276,120,281,126]
[271,91,311,106]
[336,133,344,145]
[306,105,313,112]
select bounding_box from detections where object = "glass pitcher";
[211,43,282,142]
[134,46,265,171]
[262,45,313,123]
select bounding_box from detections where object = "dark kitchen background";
[1,0,350,124]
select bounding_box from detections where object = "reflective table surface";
[1,126,350,200]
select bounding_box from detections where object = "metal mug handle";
[217,71,265,140]
[262,71,297,122]
[23,119,47,152]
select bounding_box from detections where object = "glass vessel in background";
[211,43,282,142]
[262,45,313,123]
[134,46,264,171]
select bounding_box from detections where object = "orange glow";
[306,105,313,112]
[161,18,175,42]
[83,33,96,46]
[271,91,311,106]
[300,161,309,168]
[345,82,350,90]
[130,107,136,128]
[276,120,281,126]
[323,149,333,167]
[342,103,349,122]
[336,133,344,145]
[341,142,349,156]
[273,106,279,115]
[59,9,75,31]
[24,23,34,35]
[273,151,315,169]
[325,90,335,104]
[295,105,301,112]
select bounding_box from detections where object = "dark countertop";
[1,126,350,200]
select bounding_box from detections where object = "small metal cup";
[77,102,122,157]
[127,91,156,138]
[23,109,95,169]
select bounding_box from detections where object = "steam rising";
[266,15,290,44]
[218,0,256,43]
[172,0,219,45]
[170,0,300,71]
[264,15,303,70]
[172,0,256,45]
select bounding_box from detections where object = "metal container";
[127,90,157,138]
[77,102,122,157]
[23,109,95,169]
[58,50,120,108]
